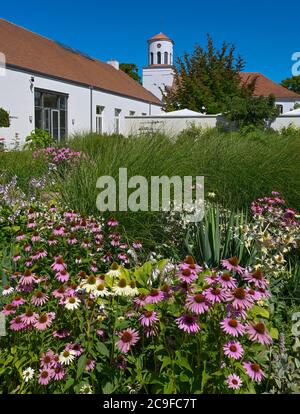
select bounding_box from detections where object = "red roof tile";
[0,19,161,105]
[148,32,174,44]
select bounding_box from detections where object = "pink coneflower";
[221,257,244,274]
[35,249,48,259]
[1,304,16,315]
[111,239,120,247]
[27,220,36,229]
[38,368,54,385]
[10,316,25,331]
[55,269,70,283]
[52,329,70,339]
[31,290,49,306]
[53,365,66,380]
[21,309,39,325]
[257,287,271,300]
[85,359,96,371]
[19,270,36,286]
[40,351,55,368]
[180,256,202,273]
[246,322,272,345]
[226,374,243,390]
[145,288,164,304]
[115,355,127,369]
[243,361,265,382]
[227,287,253,310]
[205,272,219,285]
[246,288,261,301]
[117,328,140,353]
[75,256,82,264]
[31,232,41,242]
[218,272,237,289]
[34,312,55,330]
[13,254,21,262]
[96,329,105,337]
[2,285,14,296]
[143,325,159,338]
[185,293,210,314]
[118,252,128,263]
[24,244,31,252]
[107,217,119,227]
[223,341,244,360]
[16,232,25,241]
[176,314,200,334]
[67,236,78,245]
[220,318,245,337]
[53,226,66,236]
[51,257,66,272]
[81,239,91,249]
[178,268,198,283]
[48,236,58,246]
[66,343,84,356]
[244,269,268,289]
[52,285,66,298]
[204,287,226,304]
[133,240,142,249]
[11,295,25,307]
[139,310,159,327]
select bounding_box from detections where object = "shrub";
[0,108,10,128]
[24,129,55,150]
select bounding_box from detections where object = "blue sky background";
[1,0,299,82]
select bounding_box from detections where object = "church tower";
[142,32,175,101]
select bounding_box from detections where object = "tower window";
[157,51,161,64]
[150,52,154,65]
[164,52,168,64]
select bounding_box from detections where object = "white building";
[0,19,163,148]
[142,33,175,101]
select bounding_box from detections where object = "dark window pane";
[60,111,66,129]
[59,96,67,110]
[35,109,42,129]
[35,91,42,107]
[43,93,59,108]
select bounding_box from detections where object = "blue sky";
[1,0,299,82]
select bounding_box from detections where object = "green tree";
[280,75,300,94]
[0,107,10,128]
[119,63,141,84]
[162,35,253,114]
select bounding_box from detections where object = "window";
[114,108,121,134]
[96,105,105,134]
[157,51,161,64]
[34,89,67,141]
[170,53,172,65]
[164,52,168,64]
[129,111,135,116]
[142,112,147,116]
[276,104,283,114]
[150,52,154,65]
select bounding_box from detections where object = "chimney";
[107,59,119,70]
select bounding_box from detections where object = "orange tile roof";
[239,72,300,99]
[148,32,174,44]
[0,19,161,105]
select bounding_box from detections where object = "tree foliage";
[280,75,300,94]
[0,107,10,128]
[120,63,141,84]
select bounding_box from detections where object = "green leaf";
[175,357,193,373]
[96,342,110,358]
[102,382,114,394]
[251,305,269,319]
[76,354,87,379]
[270,327,279,340]
[63,378,74,392]
[160,356,171,371]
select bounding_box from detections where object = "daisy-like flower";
[133,294,148,309]
[223,341,244,360]
[38,368,54,385]
[21,309,39,325]
[79,384,93,394]
[52,329,70,339]
[127,281,139,297]
[93,282,109,298]
[19,270,36,286]
[34,312,55,331]
[55,270,70,283]
[10,316,25,331]
[53,226,66,236]
[59,349,77,365]
[2,285,14,296]
[179,256,202,273]
[185,293,210,314]
[139,310,159,327]
[221,257,244,274]
[31,232,41,242]
[145,288,164,304]
[133,240,142,249]
[226,287,253,310]
[112,278,132,297]
[176,314,200,334]
[117,328,139,353]
[218,272,237,289]
[85,359,96,371]
[65,296,81,310]
[107,217,119,227]
[66,343,84,356]
[81,275,98,293]
[177,267,198,283]
[1,304,16,315]
[51,257,67,272]
[205,272,219,285]
[226,374,243,390]
[244,269,268,289]
[48,236,58,246]
[220,318,245,337]
[246,322,272,345]
[31,290,49,306]
[204,287,226,304]
[16,232,25,241]
[40,351,55,368]
[106,262,122,278]
[22,367,35,382]
[53,365,66,381]
[243,361,265,382]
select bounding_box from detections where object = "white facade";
[142,33,175,100]
[0,67,163,148]
[275,98,300,115]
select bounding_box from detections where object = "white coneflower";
[79,384,93,394]
[112,278,132,296]
[127,281,139,297]
[22,367,35,382]
[106,262,122,278]
[59,349,77,365]
[65,296,81,310]
[80,275,98,293]
[93,282,109,298]
[2,285,14,296]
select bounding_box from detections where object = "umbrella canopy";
[282,108,300,116]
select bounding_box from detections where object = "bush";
[0,107,10,128]
[24,129,55,150]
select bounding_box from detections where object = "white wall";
[275,98,300,114]
[142,67,174,100]
[270,114,300,130]
[0,67,162,148]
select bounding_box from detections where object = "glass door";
[51,110,60,141]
